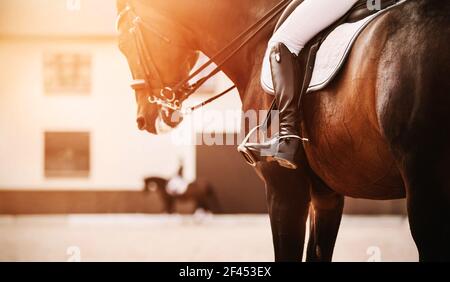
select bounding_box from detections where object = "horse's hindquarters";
[375,0,450,261]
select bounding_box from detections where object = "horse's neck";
[239,41,274,113]
[185,0,277,111]
[142,0,278,111]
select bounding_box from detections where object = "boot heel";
[273,156,298,170]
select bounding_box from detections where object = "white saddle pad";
[307,1,404,93]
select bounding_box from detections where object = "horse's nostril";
[136,116,146,130]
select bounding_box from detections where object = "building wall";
[0,0,407,214]
[0,0,117,37]
[0,38,197,190]
[0,0,244,191]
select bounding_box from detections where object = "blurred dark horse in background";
[143,176,221,214]
[117,0,450,261]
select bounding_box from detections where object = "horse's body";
[119,0,450,261]
[303,10,407,200]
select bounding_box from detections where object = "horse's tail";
[194,179,222,213]
[206,183,222,213]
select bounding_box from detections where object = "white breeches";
[166,176,189,195]
[261,0,359,94]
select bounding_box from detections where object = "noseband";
[117,6,193,112]
[117,0,291,115]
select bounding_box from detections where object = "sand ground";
[0,214,418,262]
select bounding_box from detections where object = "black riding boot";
[242,43,305,169]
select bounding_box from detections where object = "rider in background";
[245,0,358,169]
[166,164,189,196]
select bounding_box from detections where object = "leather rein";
[117,0,291,115]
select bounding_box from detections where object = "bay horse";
[143,176,220,214]
[117,0,450,261]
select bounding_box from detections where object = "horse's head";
[117,2,199,134]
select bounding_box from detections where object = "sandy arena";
[0,214,418,262]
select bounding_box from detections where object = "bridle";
[117,0,291,116]
[117,5,192,112]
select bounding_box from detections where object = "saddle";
[276,0,400,104]
[245,0,400,157]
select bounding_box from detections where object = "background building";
[0,0,263,214]
[0,0,405,214]
[0,0,240,190]
[0,0,417,262]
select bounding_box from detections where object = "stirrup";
[237,100,309,167]
[278,135,309,142]
[238,100,277,167]
[238,124,265,167]
[238,126,309,167]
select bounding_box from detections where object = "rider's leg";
[261,0,358,92]
[269,42,303,169]
[252,0,358,170]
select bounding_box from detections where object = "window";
[43,53,91,95]
[44,132,90,178]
